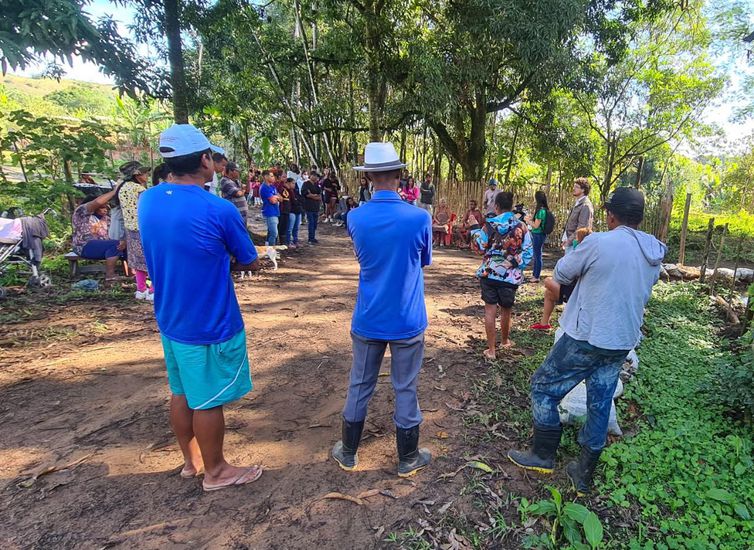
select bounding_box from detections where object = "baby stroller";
[0,208,52,298]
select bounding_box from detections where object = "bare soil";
[0,219,563,549]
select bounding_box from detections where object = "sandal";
[202,466,263,492]
[179,465,204,478]
[482,349,497,361]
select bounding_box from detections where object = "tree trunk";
[163,0,189,124]
[504,118,521,186]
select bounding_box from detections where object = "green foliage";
[519,487,604,550]
[705,329,754,424]
[600,283,754,548]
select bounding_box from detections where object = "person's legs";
[389,333,430,476]
[307,211,318,242]
[134,270,148,292]
[532,233,546,281]
[342,332,388,423]
[278,213,289,245]
[484,303,498,358]
[539,278,561,326]
[266,216,279,246]
[507,334,596,472]
[580,354,626,451]
[500,306,513,347]
[170,394,203,474]
[389,333,425,429]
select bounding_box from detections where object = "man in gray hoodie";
[507,187,666,495]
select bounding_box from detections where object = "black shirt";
[301,181,322,212]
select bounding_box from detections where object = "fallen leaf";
[435,431,449,439]
[320,492,364,505]
[307,423,331,429]
[466,460,494,473]
[374,526,385,539]
[445,401,465,411]
[19,453,94,488]
[379,489,398,499]
[356,488,381,499]
[438,500,454,514]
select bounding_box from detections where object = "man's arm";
[552,235,598,285]
[421,215,433,267]
[221,205,258,269]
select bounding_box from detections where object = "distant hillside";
[0,74,119,118]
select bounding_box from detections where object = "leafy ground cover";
[599,283,754,549]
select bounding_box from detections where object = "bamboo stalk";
[699,217,715,284]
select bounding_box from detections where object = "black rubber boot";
[507,425,562,474]
[396,425,431,477]
[566,446,602,496]
[331,419,364,471]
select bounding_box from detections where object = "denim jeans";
[343,331,425,429]
[265,216,279,246]
[531,333,628,452]
[288,213,301,244]
[531,232,546,279]
[306,211,318,242]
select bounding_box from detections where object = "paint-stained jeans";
[343,331,424,429]
[531,333,628,452]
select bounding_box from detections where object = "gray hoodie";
[553,226,667,350]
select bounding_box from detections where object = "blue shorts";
[161,329,252,410]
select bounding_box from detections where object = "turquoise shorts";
[161,329,252,410]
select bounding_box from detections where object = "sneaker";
[147,292,155,302]
[289,243,297,249]
[135,290,149,300]
[530,323,552,330]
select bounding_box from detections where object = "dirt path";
[0,221,557,549]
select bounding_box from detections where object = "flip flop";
[202,466,263,492]
[482,349,497,361]
[179,466,204,479]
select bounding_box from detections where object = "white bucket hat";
[353,142,407,172]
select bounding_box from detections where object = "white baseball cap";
[158,124,225,158]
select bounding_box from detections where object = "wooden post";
[699,217,715,283]
[678,191,692,265]
[711,223,728,284]
[731,236,743,292]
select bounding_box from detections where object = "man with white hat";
[332,142,433,478]
[139,124,263,492]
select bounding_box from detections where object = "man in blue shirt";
[332,142,433,478]
[139,123,263,492]
[259,169,280,246]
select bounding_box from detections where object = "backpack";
[543,209,556,235]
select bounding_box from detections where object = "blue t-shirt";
[260,183,280,218]
[138,183,257,345]
[348,190,432,340]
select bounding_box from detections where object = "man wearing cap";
[507,187,666,495]
[139,124,263,492]
[331,142,433,478]
[483,178,500,216]
[220,161,249,227]
[418,173,435,214]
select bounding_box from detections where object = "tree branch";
[485,71,535,113]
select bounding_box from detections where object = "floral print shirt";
[119,180,145,231]
[473,211,533,286]
[72,203,109,254]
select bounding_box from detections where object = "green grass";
[599,283,754,549]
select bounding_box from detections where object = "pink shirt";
[404,186,420,202]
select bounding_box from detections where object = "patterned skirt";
[125,229,147,272]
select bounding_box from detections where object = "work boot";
[396,425,431,477]
[566,446,602,496]
[331,419,364,471]
[507,425,562,474]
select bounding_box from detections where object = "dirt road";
[0,221,554,549]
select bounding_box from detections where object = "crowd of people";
[68,125,666,497]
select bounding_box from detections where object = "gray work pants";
[342,331,424,429]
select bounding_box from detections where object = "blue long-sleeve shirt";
[473,212,533,286]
